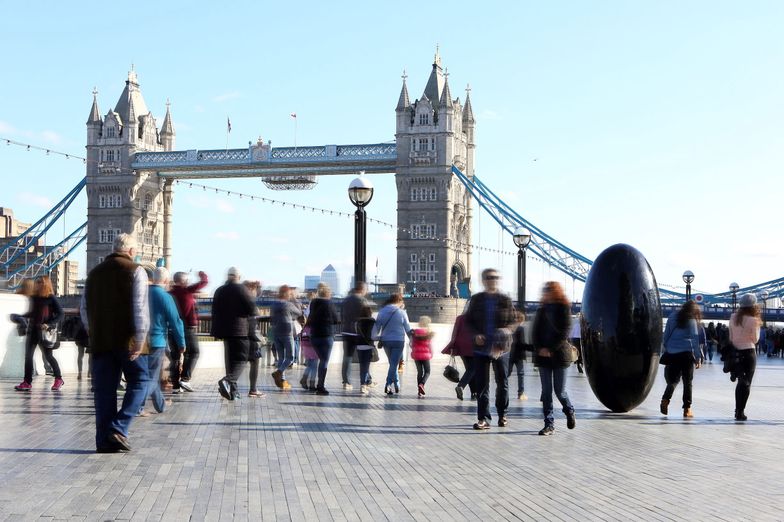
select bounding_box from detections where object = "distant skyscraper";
[321,264,339,294]
[304,275,321,291]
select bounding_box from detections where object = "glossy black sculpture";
[580,244,662,412]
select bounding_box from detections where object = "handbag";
[374,308,397,350]
[659,322,675,365]
[40,325,59,350]
[554,340,578,367]
[371,346,380,363]
[443,354,461,383]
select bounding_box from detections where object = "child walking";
[299,326,318,391]
[509,310,528,400]
[411,316,435,398]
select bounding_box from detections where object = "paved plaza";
[1,354,783,521]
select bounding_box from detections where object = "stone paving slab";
[1,356,784,521]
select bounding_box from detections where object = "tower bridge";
[1,52,783,307]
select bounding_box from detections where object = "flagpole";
[294,115,297,151]
[226,116,230,152]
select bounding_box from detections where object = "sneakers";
[231,392,241,401]
[683,408,694,418]
[498,417,509,427]
[315,387,330,396]
[179,380,194,392]
[171,388,183,394]
[473,420,490,430]
[367,380,378,388]
[108,431,131,451]
[248,390,266,398]
[455,385,464,401]
[518,392,528,401]
[271,371,283,388]
[385,385,394,396]
[14,381,31,391]
[218,378,232,400]
[51,378,64,391]
[660,399,669,415]
[539,425,555,436]
[417,383,425,397]
[394,383,400,394]
[343,383,353,390]
[566,410,576,430]
[281,380,292,391]
[360,385,369,395]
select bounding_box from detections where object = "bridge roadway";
[1,354,784,520]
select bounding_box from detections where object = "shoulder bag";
[542,307,577,367]
[40,324,59,350]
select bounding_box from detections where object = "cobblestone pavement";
[1,355,783,521]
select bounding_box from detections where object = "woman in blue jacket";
[371,294,413,396]
[660,301,702,418]
[140,267,185,415]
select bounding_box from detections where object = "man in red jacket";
[169,270,208,392]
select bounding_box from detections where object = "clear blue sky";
[1,2,782,299]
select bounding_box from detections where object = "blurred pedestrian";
[270,285,303,390]
[372,293,413,396]
[305,282,339,395]
[730,294,762,421]
[659,301,702,418]
[341,282,368,390]
[411,315,434,397]
[169,270,208,393]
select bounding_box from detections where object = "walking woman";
[14,276,64,391]
[659,301,702,418]
[271,285,303,390]
[244,281,266,398]
[532,281,575,436]
[305,283,340,395]
[372,294,413,396]
[730,294,762,421]
[442,314,476,400]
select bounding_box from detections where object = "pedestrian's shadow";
[0,447,95,455]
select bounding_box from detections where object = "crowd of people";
[7,234,771,452]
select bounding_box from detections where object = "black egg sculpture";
[580,244,662,412]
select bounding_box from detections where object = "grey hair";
[113,233,137,254]
[154,267,170,285]
[173,271,188,284]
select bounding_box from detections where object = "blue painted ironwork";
[0,177,86,274]
[6,221,87,289]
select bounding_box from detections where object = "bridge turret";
[160,100,175,151]
[86,88,102,145]
[462,85,475,177]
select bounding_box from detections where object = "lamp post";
[760,290,769,327]
[730,282,739,311]
[348,172,374,286]
[512,226,531,311]
[682,270,694,301]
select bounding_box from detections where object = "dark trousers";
[223,338,249,394]
[507,358,525,394]
[77,345,90,377]
[735,349,756,413]
[248,358,259,392]
[92,350,149,448]
[415,360,431,386]
[311,336,334,388]
[458,356,476,393]
[662,352,695,409]
[357,349,373,385]
[24,329,61,383]
[170,327,200,388]
[474,354,510,422]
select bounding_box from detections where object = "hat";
[739,293,757,308]
[227,266,241,279]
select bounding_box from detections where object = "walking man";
[464,268,516,430]
[169,270,208,392]
[80,234,150,453]
[211,267,256,400]
[341,282,368,389]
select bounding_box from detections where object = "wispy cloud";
[213,91,240,103]
[481,110,501,121]
[216,200,234,213]
[213,231,240,241]
[185,195,234,213]
[0,120,65,144]
[257,234,289,244]
[18,192,53,208]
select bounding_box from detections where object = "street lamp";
[729,282,739,311]
[760,290,769,327]
[682,270,694,301]
[348,172,374,286]
[512,226,532,311]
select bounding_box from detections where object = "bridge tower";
[395,50,475,296]
[85,69,175,271]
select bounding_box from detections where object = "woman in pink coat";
[412,316,435,397]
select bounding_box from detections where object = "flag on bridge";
[290,112,297,119]
[227,117,232,133]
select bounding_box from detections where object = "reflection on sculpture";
[580,244,662,412]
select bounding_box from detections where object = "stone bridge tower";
[395,50,475,296]
[85,69,175,271]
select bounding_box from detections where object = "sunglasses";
[484,275,500,281]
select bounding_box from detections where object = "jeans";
[508,359,525,394]
[415,360,431,386]
[141,348,166,413]
[539,363,574,427]
[170,327,200,388]
[735,349,756,413]
[383,341,405,388]
[475,354,509,422]
[302,358,318,385]
[223,337,249,394]
[706,341,716,362]
[92,349,149,448]
[458,355,476,393]
[662,352,695,409]
[294,336,301,364]
[275,335,294,378]
[23,329,61,383]
[311,336,333,389]
[357,349,373,385]
[342,336,357,384]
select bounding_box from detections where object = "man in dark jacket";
[464,268,516,430]
[80,233,150,453]
[340,282,368,389]
[169,270,208,392]
[211,267,256,400]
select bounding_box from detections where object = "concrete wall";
[401,297,467,325]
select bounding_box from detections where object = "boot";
[683,407,693,418]
[660,399,669,415]
[735,410,747,421]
